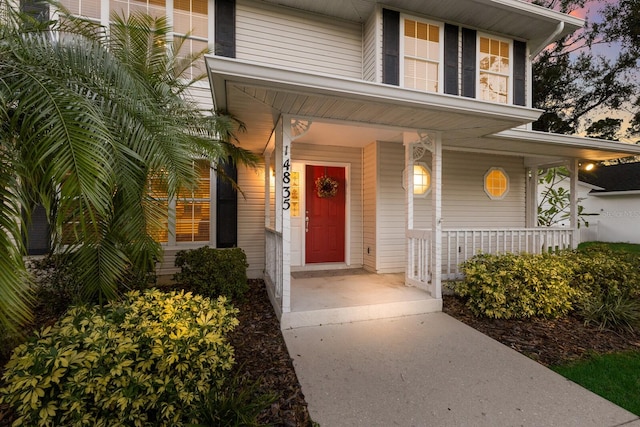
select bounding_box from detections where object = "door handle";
[305,211,309,233]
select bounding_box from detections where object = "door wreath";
[315,175,339,198]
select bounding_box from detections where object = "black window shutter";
[444,24,459,95]
[23,204,50,256]
[461,28,476,98]
[382,8,400,86]
[513,40,527,106]
[216,158,238,248]
[20,0,49,23]
[215,0,236,58]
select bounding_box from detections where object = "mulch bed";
[3,280,640,426]
[229,280,313,426]
[442,294,640,366]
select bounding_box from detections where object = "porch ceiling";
[453,129,640,162]
[206,56,542,153]
[255,0,583,55]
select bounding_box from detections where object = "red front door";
[305,165,346,263]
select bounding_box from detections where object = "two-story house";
[40,0,640,328]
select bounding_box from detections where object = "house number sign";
[282,144,291,211]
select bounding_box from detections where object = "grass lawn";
[578,241,640,254]
[555,241,640,415]
[552,351,640,416]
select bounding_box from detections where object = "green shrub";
[565,247,640,330]
[454,252,576,319]
[0,289,238,426]
[174,247,249,300]
[580,293,640,332]
[193,372,278,427]
[27,254,156,314]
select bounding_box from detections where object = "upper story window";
[111,0,166,20]
[174,0,208,79]
[402,18,441,93]
[478,35,511,104]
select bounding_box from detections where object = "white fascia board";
[590,190,640,197]
[579,182,604,191]
[494,129,640,157]
[205,55,542,124]
[476,0,584,29]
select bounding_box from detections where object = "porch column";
[264,151,272,228]
[404,138,415,288]
[431,133,442,299]
[568,159,579,248]
[526,167,539,228]
[274,118,292,313]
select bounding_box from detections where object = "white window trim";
[484,167,509,200]
[399,14,445,94]
[476,32,513,104]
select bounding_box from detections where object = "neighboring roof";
[579,162,640,192]
[257,0,584,55]
[479,129,640,162]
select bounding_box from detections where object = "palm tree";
[0,3,254,329]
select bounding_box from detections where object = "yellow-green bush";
[454,252,576,319]
[0,289,238,426]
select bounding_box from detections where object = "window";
[479,35,511,103]
[413,163,431,196]
[59,0,100,20]
[148,159,212,244]
[174,0,208,80]
[403,18,441,93]
[484,168,508,199]
[111,0,166,20]
[402,162,431,197]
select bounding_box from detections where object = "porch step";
[280,298,443,330]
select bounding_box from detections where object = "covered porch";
[206,56,640,329]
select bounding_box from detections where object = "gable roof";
[579,162,640,192]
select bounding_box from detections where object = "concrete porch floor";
[281,269,442,329]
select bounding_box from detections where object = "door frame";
[293,160,351,268]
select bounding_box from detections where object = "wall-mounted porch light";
[403,162,432,197]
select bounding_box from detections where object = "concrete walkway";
[283,312,640,427]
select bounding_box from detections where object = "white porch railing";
[265,227,283,301]
[407,229,433,288]
[408,228,576,283]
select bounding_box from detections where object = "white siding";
[375,142,527,272]
[439,151,526,228]
[581,193,640,244]
[362,10,378,82]
[363,142,376,270]
[376,141,406,272]
[184,84,214,110]
[236,0,363,79]
[292,143,364,267]
[237,161,266,279]
[413,151,526,229]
